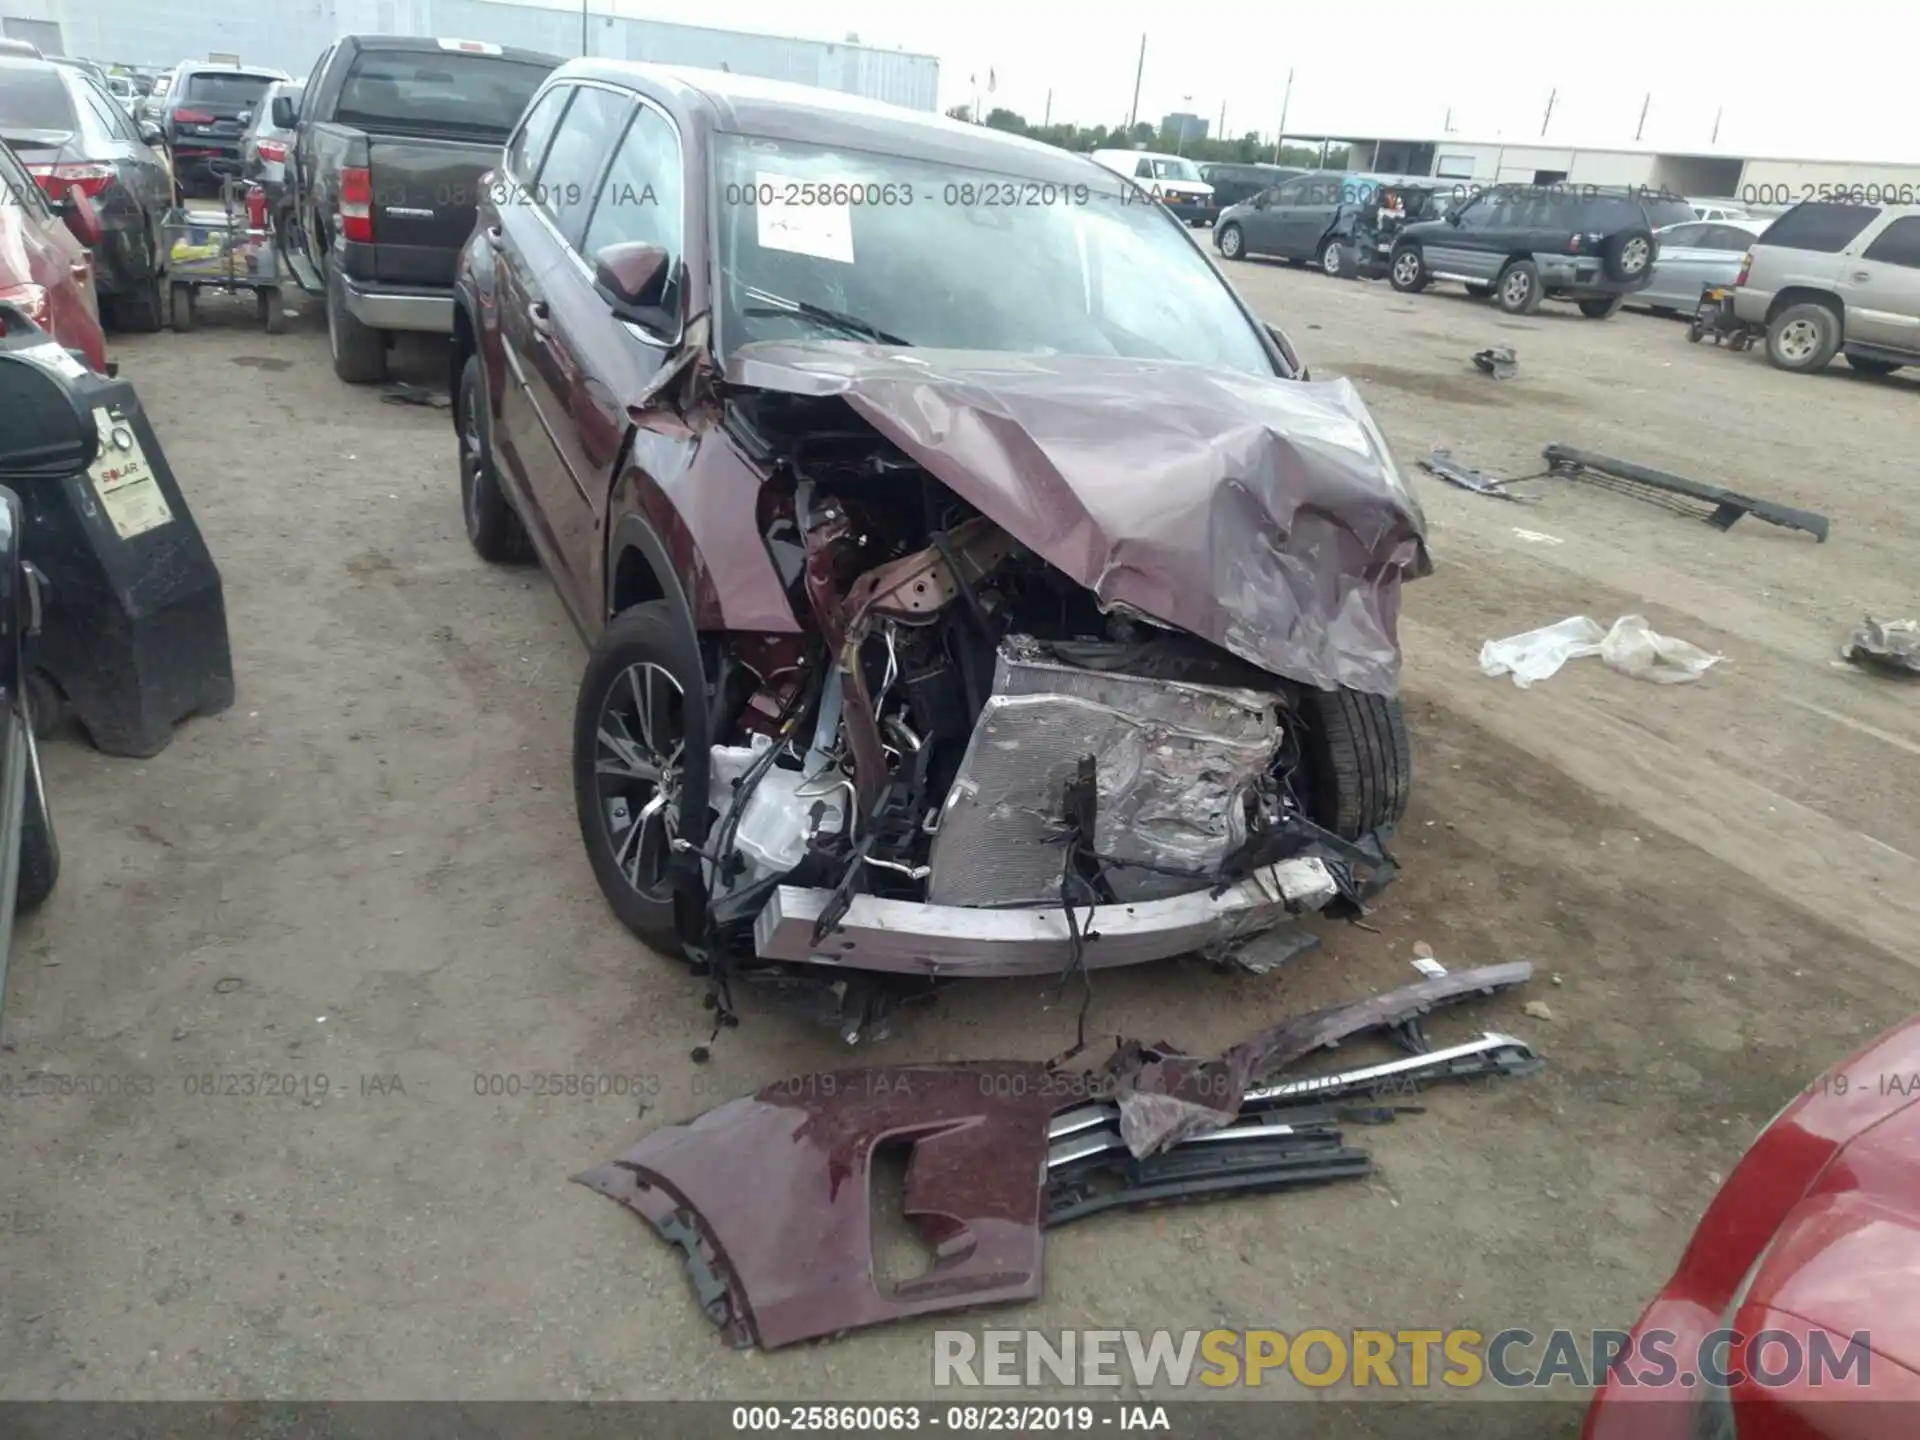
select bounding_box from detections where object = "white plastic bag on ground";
[1480,615,1721,688]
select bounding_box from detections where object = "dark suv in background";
[1389,184,1694,316]
[158,61,289,194]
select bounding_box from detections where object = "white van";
[1089,148,1216,225]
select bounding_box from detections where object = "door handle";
[1850,271,1870,282]
[528,301,552,335]
[484,225,503,250]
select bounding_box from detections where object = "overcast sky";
[558,0,1910,161]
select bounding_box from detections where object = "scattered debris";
[1511,528,1564,545]
[1841,617,1920,678]
[379,382,452,410]
[580,966,1543,1349]
[1412,956,1449,979]
[1523,1000,1555,1022]
[1542,444,1829,542]
[1472,346,1518,380]
[1419,448,1538,501]
[212,977,244,994]
[1103,962,1536,1156]
[1480,615,1722,688]
[1217,923,1322,975]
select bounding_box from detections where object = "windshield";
[1148,156,1199,181]
[182,71,278,105]
[712,136,1276,377]
[336,53,552,137]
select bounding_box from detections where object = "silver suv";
[1732,201,1920,376]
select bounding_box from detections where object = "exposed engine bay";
[680,386,1405,1027]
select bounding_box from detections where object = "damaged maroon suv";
[451,61,1431,1026]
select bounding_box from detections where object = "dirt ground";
[3,257,1917,1407]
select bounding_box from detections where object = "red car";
[1585,1016,1920,1438]
[0,136,106,371]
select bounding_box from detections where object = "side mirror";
[1252,193,1268,210]
[139,123,163,146]
[593,242,672,327]
[270,95,296,129]
[0,343,99,482]
[58,187,104,249]
[1446,210,1463,225]
[1265,322,1306,380]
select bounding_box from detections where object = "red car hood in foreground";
[723,343,1433,696]
[1587,1017,1920,1439]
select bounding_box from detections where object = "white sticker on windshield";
[755,172,855,265]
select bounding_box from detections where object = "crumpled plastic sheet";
[1480,615,1722,688]
[1842,617,1920,678]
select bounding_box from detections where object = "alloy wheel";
[1392,251,1420,287]
[1621,236,1651,274]
[1503,270,1532,307]
[592,662,686,902]
[459,389,485,539]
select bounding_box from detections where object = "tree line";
[945,106,1358,169]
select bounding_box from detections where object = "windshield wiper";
[741,288,911,347]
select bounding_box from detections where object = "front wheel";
[1296,688,1411,840]
[1843,354,1902,376]
[1216,222,1245,260]
[1319,237,1348,278]
[1388,246,1428,292]
[573,603,708,959]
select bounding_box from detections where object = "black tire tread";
[572,602,702,961]
[458,354,535,565]
[1299,688,1412,839]
[16,724,58,912]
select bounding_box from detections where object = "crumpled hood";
[724,342,1431,695]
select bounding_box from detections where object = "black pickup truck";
[276,35,559,383]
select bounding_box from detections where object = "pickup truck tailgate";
[367,135,503,286]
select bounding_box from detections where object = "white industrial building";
[0,0,939,110]
[1349,136,1915,206]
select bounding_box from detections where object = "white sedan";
[1634,216,1771,311]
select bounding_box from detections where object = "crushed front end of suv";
[451,61,1432,1029]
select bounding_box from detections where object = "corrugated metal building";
[0,0,939,110]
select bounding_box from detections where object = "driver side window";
[1133,158,1153,179]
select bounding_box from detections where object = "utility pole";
[1443,106,1453,133]
[1043,89,1051,127]
[1175,93,1193,155]
[1711,106,1722,144]
[1218,98,1226,138]
[1635,92,1649,142]
[1127,33,1145,132]
[1540,86,1556,137]
[580,0,588,58]
[1271,67,1293,163]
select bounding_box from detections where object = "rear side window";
[182,72,278,106]
[1703,224,1758,251]
[1641,196,1695,228]
[530,84,631,245]
[336,52,553,138]
[1861,216,1920,269]
[1659,222,1709,246]
[507,84,570,186]
[0,66,77,131]
[1760,202,1879,253]
[581,104,683,313]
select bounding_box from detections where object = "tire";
[1216,222,1245,260]
[456,353,533,565]
[1465,282,1494,299]
[16,713,59,913]
[1766,302,1840,374]
[1494,259,1543,315]
[326,264,386,384]
[1686,320,1705,343]
[1603,228,1654,283]
[1319,237,1348,278]
[1843,354,1902,376]
[1578,296,1624,319]
[1387,245,1428,292]
[573,602,708,960]
[258,287,285,335]
[1296,688,1412,840]
[109,232,166,332]
[169,282,196,333]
